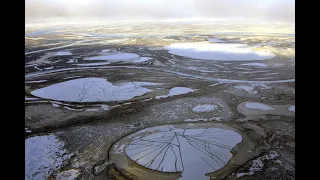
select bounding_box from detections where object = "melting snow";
[192,104,218,113]
[234,85,258,95]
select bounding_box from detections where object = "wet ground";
[25,21,294,180]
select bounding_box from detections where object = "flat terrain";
[25,21,295,180]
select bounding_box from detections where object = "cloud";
[25,0,294,23]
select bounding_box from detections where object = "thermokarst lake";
[25,21,295,180]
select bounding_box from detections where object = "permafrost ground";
[25,21,295,180]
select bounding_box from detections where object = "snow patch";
[241,63,268,67]
[192,104,218,113]
[156,87,195,99]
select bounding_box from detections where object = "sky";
[25,0,295,23]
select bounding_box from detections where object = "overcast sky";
[26,0,295,23]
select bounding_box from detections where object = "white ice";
[66,59,76,63]
[84,53,139,61]
[288,106,295,112]
[25,134,73,180]
[31,78,152,102]
[156,87,195,99]
[241,63,268,67]
[164,43,276,61]
[125,125,242,180]
[169,87,195,96]
[52,103,60,107]
[192,104,218,113]
[54,51,73,56]
[84,52,152,64]
[244,102,274,110]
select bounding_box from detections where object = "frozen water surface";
[31,78,152,102]
[83,52,152,63]
[164,43,276,61]
[288,106,295,112]
[125,125,242,180]
[84,53,139,61]
[156,87,195,99]
[169,87,195,96]
[25,134,73,180]
[54,51,73,56]
[132,57,153,62]
[244,102,274,110]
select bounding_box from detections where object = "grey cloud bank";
[26,0,294,23]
